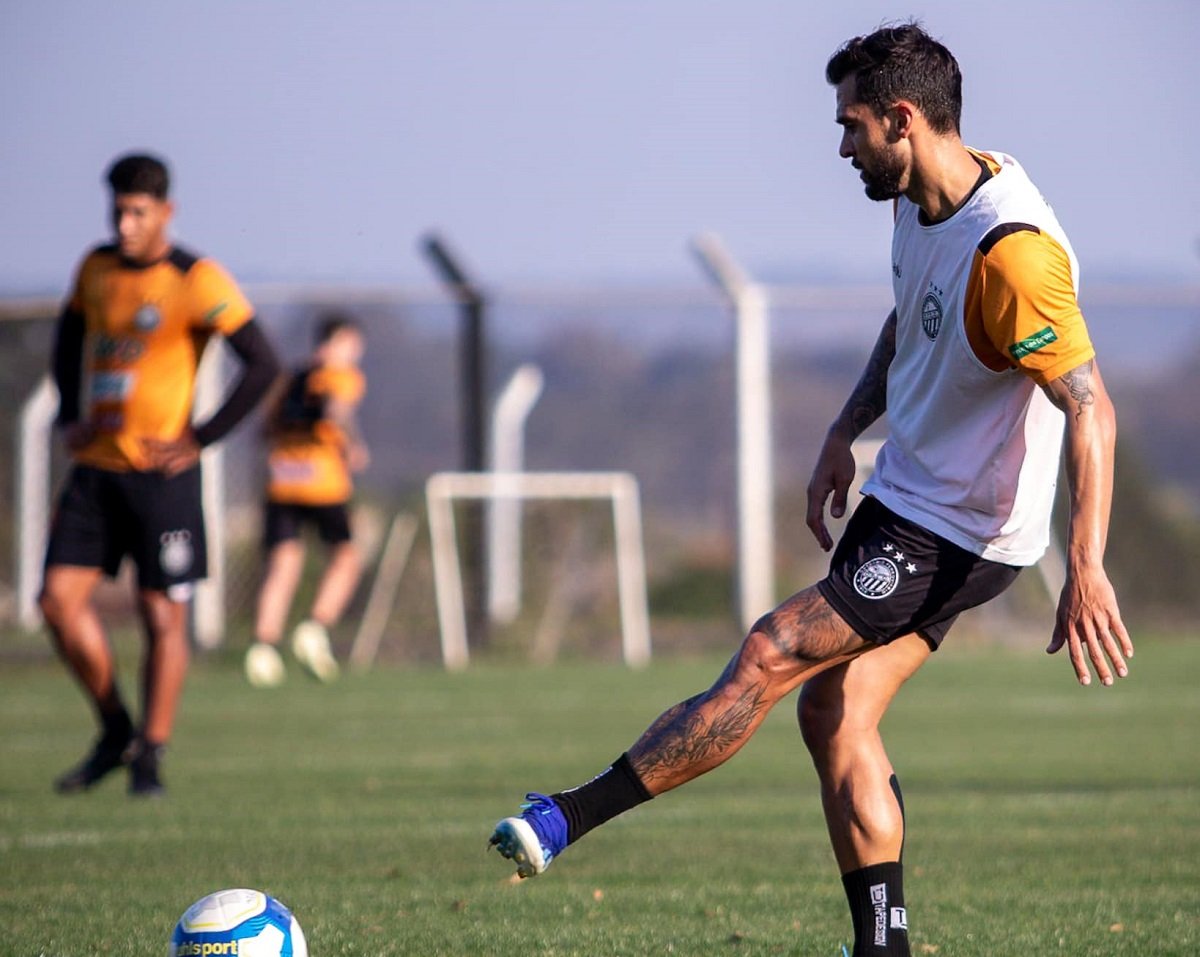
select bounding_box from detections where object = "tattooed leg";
[628,585,869,794]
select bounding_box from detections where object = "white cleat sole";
[490,817,547,878]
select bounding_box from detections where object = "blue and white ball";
[171,888,307,957]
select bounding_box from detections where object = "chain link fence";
[4,278,1195,665]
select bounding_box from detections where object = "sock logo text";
[870,882,888,946]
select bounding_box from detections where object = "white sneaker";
[291,620,339,683]
[245,642,285,688]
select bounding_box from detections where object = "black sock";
[842,862,909,956]
[551,753,653,844]
[100,708,133,742]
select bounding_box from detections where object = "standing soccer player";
[487,24,1132,956]
[245,314,369,688]
[42,153,280,796]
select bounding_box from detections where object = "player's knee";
[37,589,59,627]
[38,584,77,630]
[739,615,806,686]
[745,605,824,667]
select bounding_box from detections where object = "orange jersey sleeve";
[963,226,1095,385]
[185,259,254,335]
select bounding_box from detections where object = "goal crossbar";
[425,471,651,670]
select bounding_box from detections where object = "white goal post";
[425,470,651,671]
[15,376,56,630]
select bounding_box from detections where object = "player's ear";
[888,101,917,141]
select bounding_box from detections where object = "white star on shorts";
[906,562,917,574]
[894,550,905,561]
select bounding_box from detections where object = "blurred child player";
[246,315,369,687]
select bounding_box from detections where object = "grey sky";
[2,0,1197,293]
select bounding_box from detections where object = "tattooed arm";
[806,310,897,551]
[1041,359,1132,686]
[832,308,897,440]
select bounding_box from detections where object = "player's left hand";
[142,430,202,477]
[1047,564,1133,687]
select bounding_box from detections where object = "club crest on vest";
[920,289,943,341]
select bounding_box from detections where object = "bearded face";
[855,145,906,202]
[835,77,909,203]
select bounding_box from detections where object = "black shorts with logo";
[817,496,1022,649]
[263,501,352,548]
[45,464,207,592]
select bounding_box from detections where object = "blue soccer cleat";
[488,793,569,878]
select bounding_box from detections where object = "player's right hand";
[141,429,202,477]
[806,427,856,552]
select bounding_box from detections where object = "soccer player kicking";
[489,24,1132,956]
[245,315,369,688]
[42,153,280,797]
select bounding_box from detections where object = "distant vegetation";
[2,299,1197,639]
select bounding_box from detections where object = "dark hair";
[106,153,170,199]
[314,313,362,346]
[825,22,962,135]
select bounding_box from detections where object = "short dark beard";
[861,152,904,201]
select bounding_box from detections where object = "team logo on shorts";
[159,530,194,576]
[921,284,944,341]
[853,557,900,599]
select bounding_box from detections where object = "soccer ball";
[170,888,307,957]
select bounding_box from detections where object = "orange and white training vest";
[862,150,1095,566]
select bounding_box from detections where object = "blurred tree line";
[1,301,1197,635]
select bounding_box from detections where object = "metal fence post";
[421,233,490,643]
[691,233,775,631]
[487,364,544,624]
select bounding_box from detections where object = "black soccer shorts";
[45,464,208,593]
[817,496,1022,648]
[263,501,353,549]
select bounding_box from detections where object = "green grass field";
[1,636,1196,956]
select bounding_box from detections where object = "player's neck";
[122,236,172,268]
[906,143,987,225]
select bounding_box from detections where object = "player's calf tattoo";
[628,589,853,789]
[629,680,769,788]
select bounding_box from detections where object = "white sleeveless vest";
[862,151,1080,566]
